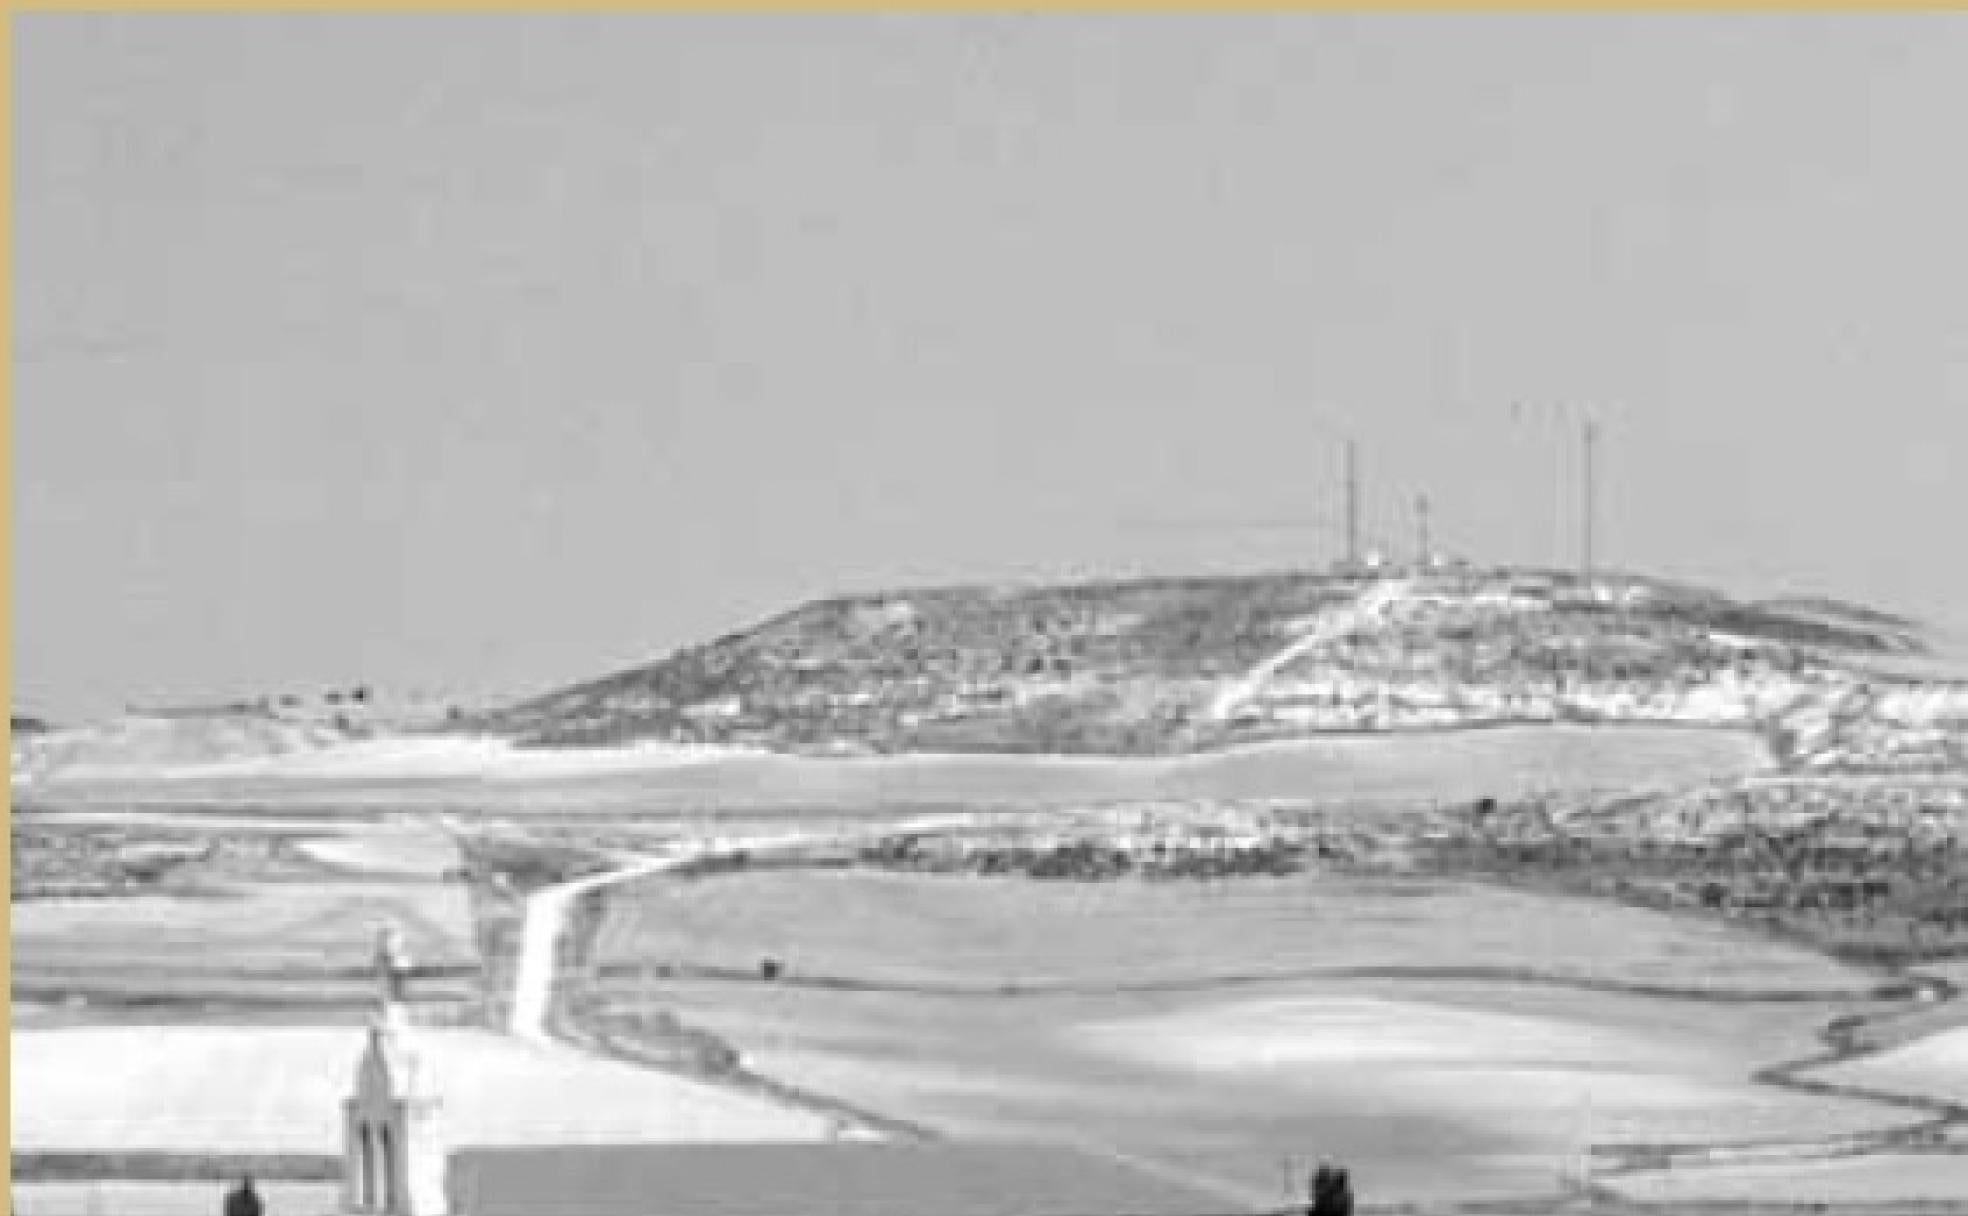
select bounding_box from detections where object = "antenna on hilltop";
[1511,402,1603,581]
[1582,416,1599,584]
[1414,492,1432,568]
[1344,438,1361,567]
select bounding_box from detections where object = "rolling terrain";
[476,568,1964,773]
[9,712,360,788]
[12,727,1771,819]
[16,569,1965,801]
[563,853,1950,1205]
[9,812,480,1019]
[15,565,1968,1214]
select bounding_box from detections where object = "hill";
[8,687,483,789]
[478,567,1967,772]
[8,711,360,787]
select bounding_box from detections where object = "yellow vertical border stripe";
[3,1,14,1183]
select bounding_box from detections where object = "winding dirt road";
[505,821,956,1044]
[508,852,684,1044]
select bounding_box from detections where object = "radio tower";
[1344,438,1360,567]
[1414,493,1432,568]
[1582,417,1598,584]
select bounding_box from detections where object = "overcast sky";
[15,14,1968,719]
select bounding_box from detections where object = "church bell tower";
[343,925,447,1216]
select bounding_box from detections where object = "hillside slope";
[8,687,487,789]
[8,712,359,787]
[480,568,1966,772]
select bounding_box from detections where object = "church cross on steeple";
[373,921,412,1008]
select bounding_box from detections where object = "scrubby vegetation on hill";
[1422,777,1968,967]
[486,571,1352,753]
[479,567,1967,772]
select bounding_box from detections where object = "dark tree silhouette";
[1308,1164,1354,1216]
[223,1176,263,1216]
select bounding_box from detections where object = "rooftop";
[446,1141,1256,1216]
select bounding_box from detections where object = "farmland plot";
[622,975,1887,1206]
[578,866,1901,1204]
[9,1026,837,1156]
[11,878,476,1010]
[21,724,1771,814]
[1607,1154,1968,1204]
[1816,1024,1968,1105]
[13,1182,341,1216]
[291,820,464,878]
[590,869,1872,993]
[11,815,478,1013]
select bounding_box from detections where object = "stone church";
[339,932,1245,1216]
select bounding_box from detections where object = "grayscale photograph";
[12,13,1968,1216]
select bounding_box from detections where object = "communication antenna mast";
[1508,402,1603,579]
[1344,438,1360,566]
[1581,416,1599,584]
[1415,492,1432,567]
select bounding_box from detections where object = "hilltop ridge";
[6,688,470,788]
[18,567,1964,788]
[478,567,1966,772]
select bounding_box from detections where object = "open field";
[618,974,1889,1205]
[291,820,465,878]
[572,866,1916,1204]
[589,869,1873,993]
[1817,1025,1968,1105]
[14,724,1772,813]
[11,880,475,1007]
[1606,1154,1968,1203]
[12,1182,342,1216]
[10,816,478,1015]
[9,1026,839,1156]
[1916,956,1968,991]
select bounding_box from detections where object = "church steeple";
[344,924,446,1216]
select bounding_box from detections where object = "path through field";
[505,823,922,1042]
[1207,580,1411,721]
[509,855,682,1043]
